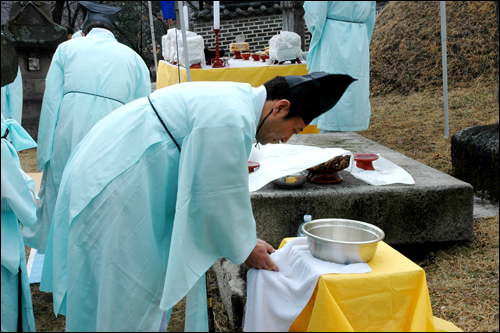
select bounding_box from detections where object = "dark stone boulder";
[1,34,19,87]
[451,124,499,201]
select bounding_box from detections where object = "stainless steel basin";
[302,218,385,264]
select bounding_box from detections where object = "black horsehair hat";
[285,72,356,125]
[78,1,122,30]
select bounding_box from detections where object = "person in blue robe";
[22,20,151,254]
[1,66,23,124]
[1,115,38,332]
[40,72,355,331]
[304,1,376,132]
[71,30,83,39]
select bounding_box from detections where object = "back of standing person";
[304,1,376,132]
[23,2,151,254]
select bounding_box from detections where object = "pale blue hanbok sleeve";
[71,30,83,39]
[160,125,257,312]
[1,117,38,332]
[133,58,152,100]
[3,118,37,152]
[1,66,23,124]
[304,1,329,70]
[1,139,37,274]
[1,143,37,227]
[37,46,65,172]
[366,1,376,42]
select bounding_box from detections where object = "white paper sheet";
[248,144,351,192]
[347,154,416,186]
[26,248,45,284]
[248,145,415,191]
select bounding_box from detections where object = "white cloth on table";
[178,35,205,67]
[159,58,306,70]
[170,30,197,63]
[347,154,415,186]
[247,144,415,191]
[269,31,304,62]
[248,144,351,192]
[245,237,371,332]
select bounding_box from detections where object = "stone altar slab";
[251,132,474,247]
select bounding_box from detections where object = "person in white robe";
[305,1,376,132]
[1,115,38,332]
[22,20,151,254]
[41,72,355,331]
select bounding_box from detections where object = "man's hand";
[245,239,279,272]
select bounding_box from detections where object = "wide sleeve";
[4,118,37,152]
[1,141,37,227]
[37,46,65,172]
[304,1,329,69]
[366,1,377,43]
[160,125,257,311]
[133,56,152,100]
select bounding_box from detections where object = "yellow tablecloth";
[156,60,320,134]
[279,238,462,332]
[157,59,309,89]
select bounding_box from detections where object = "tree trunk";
[52,1,65,25]
[281,1,305,50]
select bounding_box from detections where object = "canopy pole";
[148,1,158,77]
[440,1,449,138]
[177,1,191,82]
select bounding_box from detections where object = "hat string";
[254,108,276,148]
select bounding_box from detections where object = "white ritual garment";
[245,237,371,332]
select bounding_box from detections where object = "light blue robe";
[40,81,260,331]
[1,116,38,332]
[23,28,151,254]
[71,30,83,39]
[304,1,376,132]
[1,66,23,124]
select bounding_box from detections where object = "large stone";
[253,132,473,248]
[210,259,247,330]
[452,124,499,201]
[1,34,19,87]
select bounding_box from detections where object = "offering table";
[279,238,462,332]
[156,59,308,89]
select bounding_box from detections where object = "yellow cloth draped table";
[156,60,319,134]
[279,238,462,332]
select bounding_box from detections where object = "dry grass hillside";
[370,1,499,96]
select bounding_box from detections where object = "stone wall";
[192,13,311,54]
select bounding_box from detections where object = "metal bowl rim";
[302,218,385,245]
[271,170,309,187]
